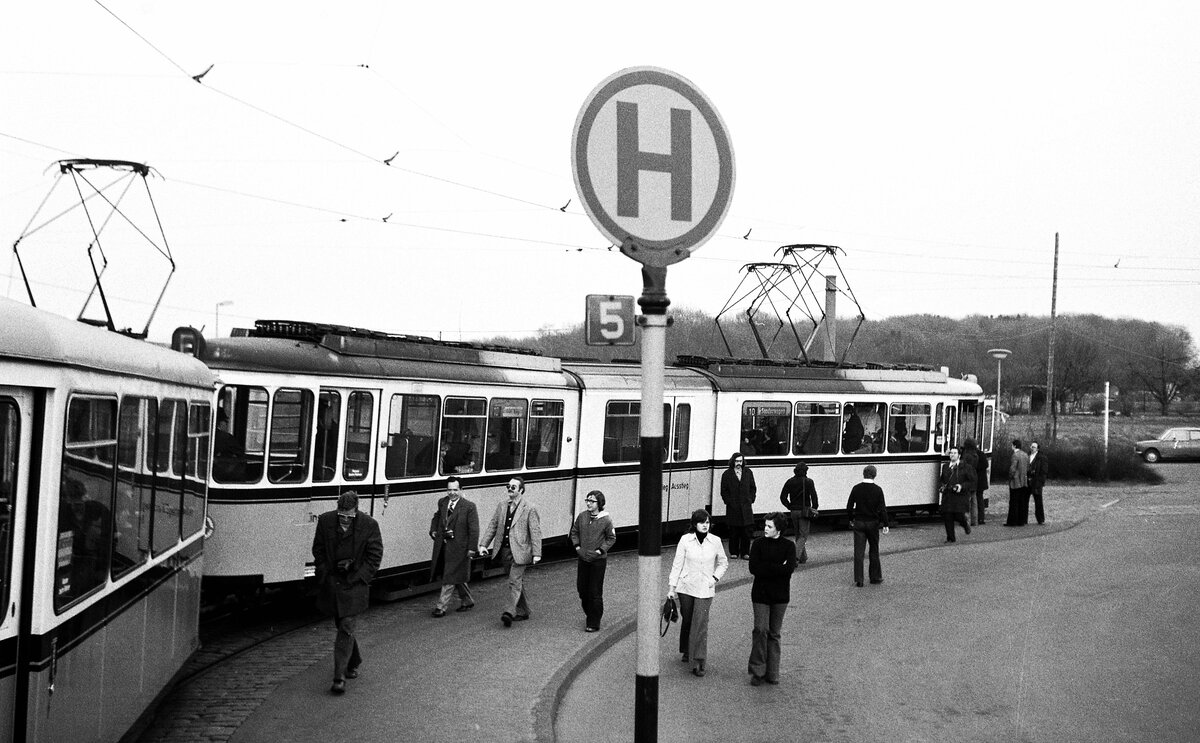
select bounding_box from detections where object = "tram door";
[312,387,382,518]
[937,403,958,454]
[0,389,32,743]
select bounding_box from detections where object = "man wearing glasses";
[479,476,542,627]
[428,476,479,617]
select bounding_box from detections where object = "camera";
[442,529,455,540]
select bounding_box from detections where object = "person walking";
[720,452,757,559]
[569,489,617,632]
[1005,439,1031,527]
[747,513,798,686]
[1029,440,1049,524]
[845,465,889,587]
[962,437,987,525]
[479,476,542,627]
[667,509,730,677]
[312,491,383,695]
[779,462,818,563]
[939,446,976,542]
[428,476,479,617]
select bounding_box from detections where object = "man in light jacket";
[1005,439,1031,526]
[479,476,542,627]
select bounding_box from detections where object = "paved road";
[558,465,1200,742]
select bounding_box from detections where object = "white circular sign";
[572,66,735,267]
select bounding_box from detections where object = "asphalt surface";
[136,466,1200,743]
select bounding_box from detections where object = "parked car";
[1135,427,1200,463]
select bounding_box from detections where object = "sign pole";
[635,265,668,743]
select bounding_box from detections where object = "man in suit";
[1005,439,1031,526]
[479,475,542,627]
[429,476,479,617]
[312,491,383,695]
[1028,440,1049,524]
[939,446,976,542]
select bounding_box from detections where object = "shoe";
[346,667,359,679]
[681,653,689,663]
[870,579,883,585]
[765,677,780,685]
[946,537,956,543]
[855,581,863,587]
[750,675,764,686]
[585,626,599,633]
[692,666,706,677]
[432,608,446,618]
[455,603,474,612]
[513,614,530,622]
[330,679,346,695]
[501,612,513,627]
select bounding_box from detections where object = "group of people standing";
[1006,438,1049,526]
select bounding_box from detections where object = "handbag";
[659,596,679,637]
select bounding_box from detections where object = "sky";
[2,1,1198,372]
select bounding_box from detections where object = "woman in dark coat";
[747,512,797,686]
[720,452,757,559]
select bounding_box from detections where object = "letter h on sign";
[616,101,692,221]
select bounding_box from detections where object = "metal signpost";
[572,66,734,742]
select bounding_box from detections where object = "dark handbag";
[659,596,679,637]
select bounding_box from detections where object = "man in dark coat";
[939,446,976,542]
[779,462,818,563]
[720,452,757,559]
[429,476,479,617]
[1028,440,1049,524]
[313,491,383,695]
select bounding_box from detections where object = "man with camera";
[429,476,479,617]
[312,491,383,695]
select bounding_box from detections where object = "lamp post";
[214,300,233,338]
[987,348,1011,412]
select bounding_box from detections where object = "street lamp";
[214,300,233,338]
[987,348,1011,412]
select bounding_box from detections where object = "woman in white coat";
[668,509,730,677]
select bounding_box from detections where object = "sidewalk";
[136,486,1119,743]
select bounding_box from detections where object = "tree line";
[484,311,1198,415]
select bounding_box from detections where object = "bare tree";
[1126,325,1196,415]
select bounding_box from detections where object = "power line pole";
[1046,232,1059,440]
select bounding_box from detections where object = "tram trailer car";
[1,298,215,743]
[188,320,992,596]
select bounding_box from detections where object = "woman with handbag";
[667,509,730,677]
[720,452,757,559]
[779,462,818,563]
[747,512,797,686]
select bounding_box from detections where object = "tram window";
[0,399,18,614]
[385,394,440,479]
[343,392,374,481]
[601,401,670,463]
[269,389,314,484]
[982,405,995,452]
[485,398,527,472]
[214,385,268,484]
[842,401,887,454]
[673,404,692,460]
[114,397,153,578]
[888,403,932,453]
[57,396,117,610]
[958,402,980,449]
[440,397,486,475]
[792,402,840,455]
[152,400,186,555]
[740,402,791,456]
[314,391,341,483]
[526,399,564,469]
[182,403,210,538]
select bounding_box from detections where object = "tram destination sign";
[572,66,735,267]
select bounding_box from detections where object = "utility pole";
[1046,233,1059,441]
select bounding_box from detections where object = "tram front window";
[214,385,268,484]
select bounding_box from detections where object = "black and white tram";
[0,298,215,743]
[190,320,994,593]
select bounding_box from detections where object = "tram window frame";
[673,404,692,461]
[791,401,841,455]
[268,388,314,484]
[214,385,268,484]
[343,391,374,481]
[151,399,187,556]
[957,401,980,451]
[0,398,18,615]
[601,401,670,463]
[886,403,932,453]
[57,395,118,612]
[740,402,792,456]
[841,401,888,455]
[114,397,153,579]
[384,393,441,479]
[182,402,210,538]
[313,390,341,484]
[485,398,527,472]
[526,399,564,469]
[440,397,487,475]
[982,404,996,452]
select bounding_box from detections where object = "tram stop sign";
[572,66,735,267]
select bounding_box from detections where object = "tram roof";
[0,297,215,388]
[561,360,717,392]
[675,356,985,396]
[201,320,573,387]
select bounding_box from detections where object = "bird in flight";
[743,228,752,240]
[384,151,398,166]
[559,199,571,212]
[382,213,392,223]
[1114,258,1121,268]
[192,64,214,83]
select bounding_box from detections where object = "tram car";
[0,298,215,743]
[191,319,993,593]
